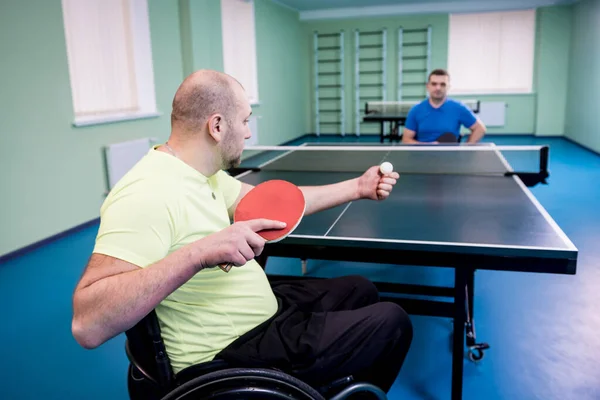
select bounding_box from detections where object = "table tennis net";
[236,145,548,182]
[365,99,480,115]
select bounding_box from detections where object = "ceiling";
[272,0,578,19]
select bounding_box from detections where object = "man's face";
[221,87,252,169]
[427,74,449,101]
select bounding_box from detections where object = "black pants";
[215,275,413,393]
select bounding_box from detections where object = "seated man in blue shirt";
[402,69,486,144]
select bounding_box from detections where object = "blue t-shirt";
[405,98,477,142]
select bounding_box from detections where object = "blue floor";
[1,135,599,399]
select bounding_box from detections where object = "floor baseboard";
[0,218,100,264]
[562,136,600,157]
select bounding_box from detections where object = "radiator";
[477,101,506,127]
[104,137,156,190]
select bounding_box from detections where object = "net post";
[540,145,549,182]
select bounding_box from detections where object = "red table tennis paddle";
[220,179,306,272]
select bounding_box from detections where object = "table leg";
[452,268,466,400]
[379,121,384,143]
[467,269,474,327]
[465,268,489,362]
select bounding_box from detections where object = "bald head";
[171,70,244,133]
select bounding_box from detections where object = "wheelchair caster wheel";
[467,342,489,362]
[468,347,484,362]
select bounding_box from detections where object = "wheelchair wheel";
[161,368,326,400]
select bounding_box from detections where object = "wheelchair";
[125,308,388,400]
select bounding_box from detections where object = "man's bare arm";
[72,219,285,349]
[300,179,361,215]
[72,248,202,349]
[466,120,486,143]
[230,168,398,218]
[401,128,419,144]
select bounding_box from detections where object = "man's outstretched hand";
[357,166,400,201]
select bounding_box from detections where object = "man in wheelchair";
[71,70,413,399]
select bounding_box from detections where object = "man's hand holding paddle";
[200,219,286,270]
[218,180,306,272]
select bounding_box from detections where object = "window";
[221,0,259,104]
[61,0,158,126]
[447,10,536,95]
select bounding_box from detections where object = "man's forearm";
[300,179,359,216]
[72,246,202,349]
[467,127,485,143]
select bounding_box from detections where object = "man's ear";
[207,114,224,143]
[208,114,225,143]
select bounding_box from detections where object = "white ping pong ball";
[380,162,393,174]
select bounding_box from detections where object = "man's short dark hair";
[428,69,450,82]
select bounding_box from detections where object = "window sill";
[450,91,534,97]
[73,111,162,127]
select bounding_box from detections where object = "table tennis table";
[231,143,578,400]
[362,100,480,143]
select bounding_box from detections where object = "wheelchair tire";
[161,367,326,400]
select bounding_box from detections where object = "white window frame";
[221,0,260,105]
[447,9,536,95]
[61,0,159,127]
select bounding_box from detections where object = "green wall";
[0,0,183,257]
[565,0,600,153]
[302,6,573,136]
[179,0,224,74]
[535,5,573,136]
[0,0,308,256]
[254,0,310,146]
[178,0,309,146]
[305,14,449,135]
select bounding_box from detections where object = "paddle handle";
[219,263,233,273]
